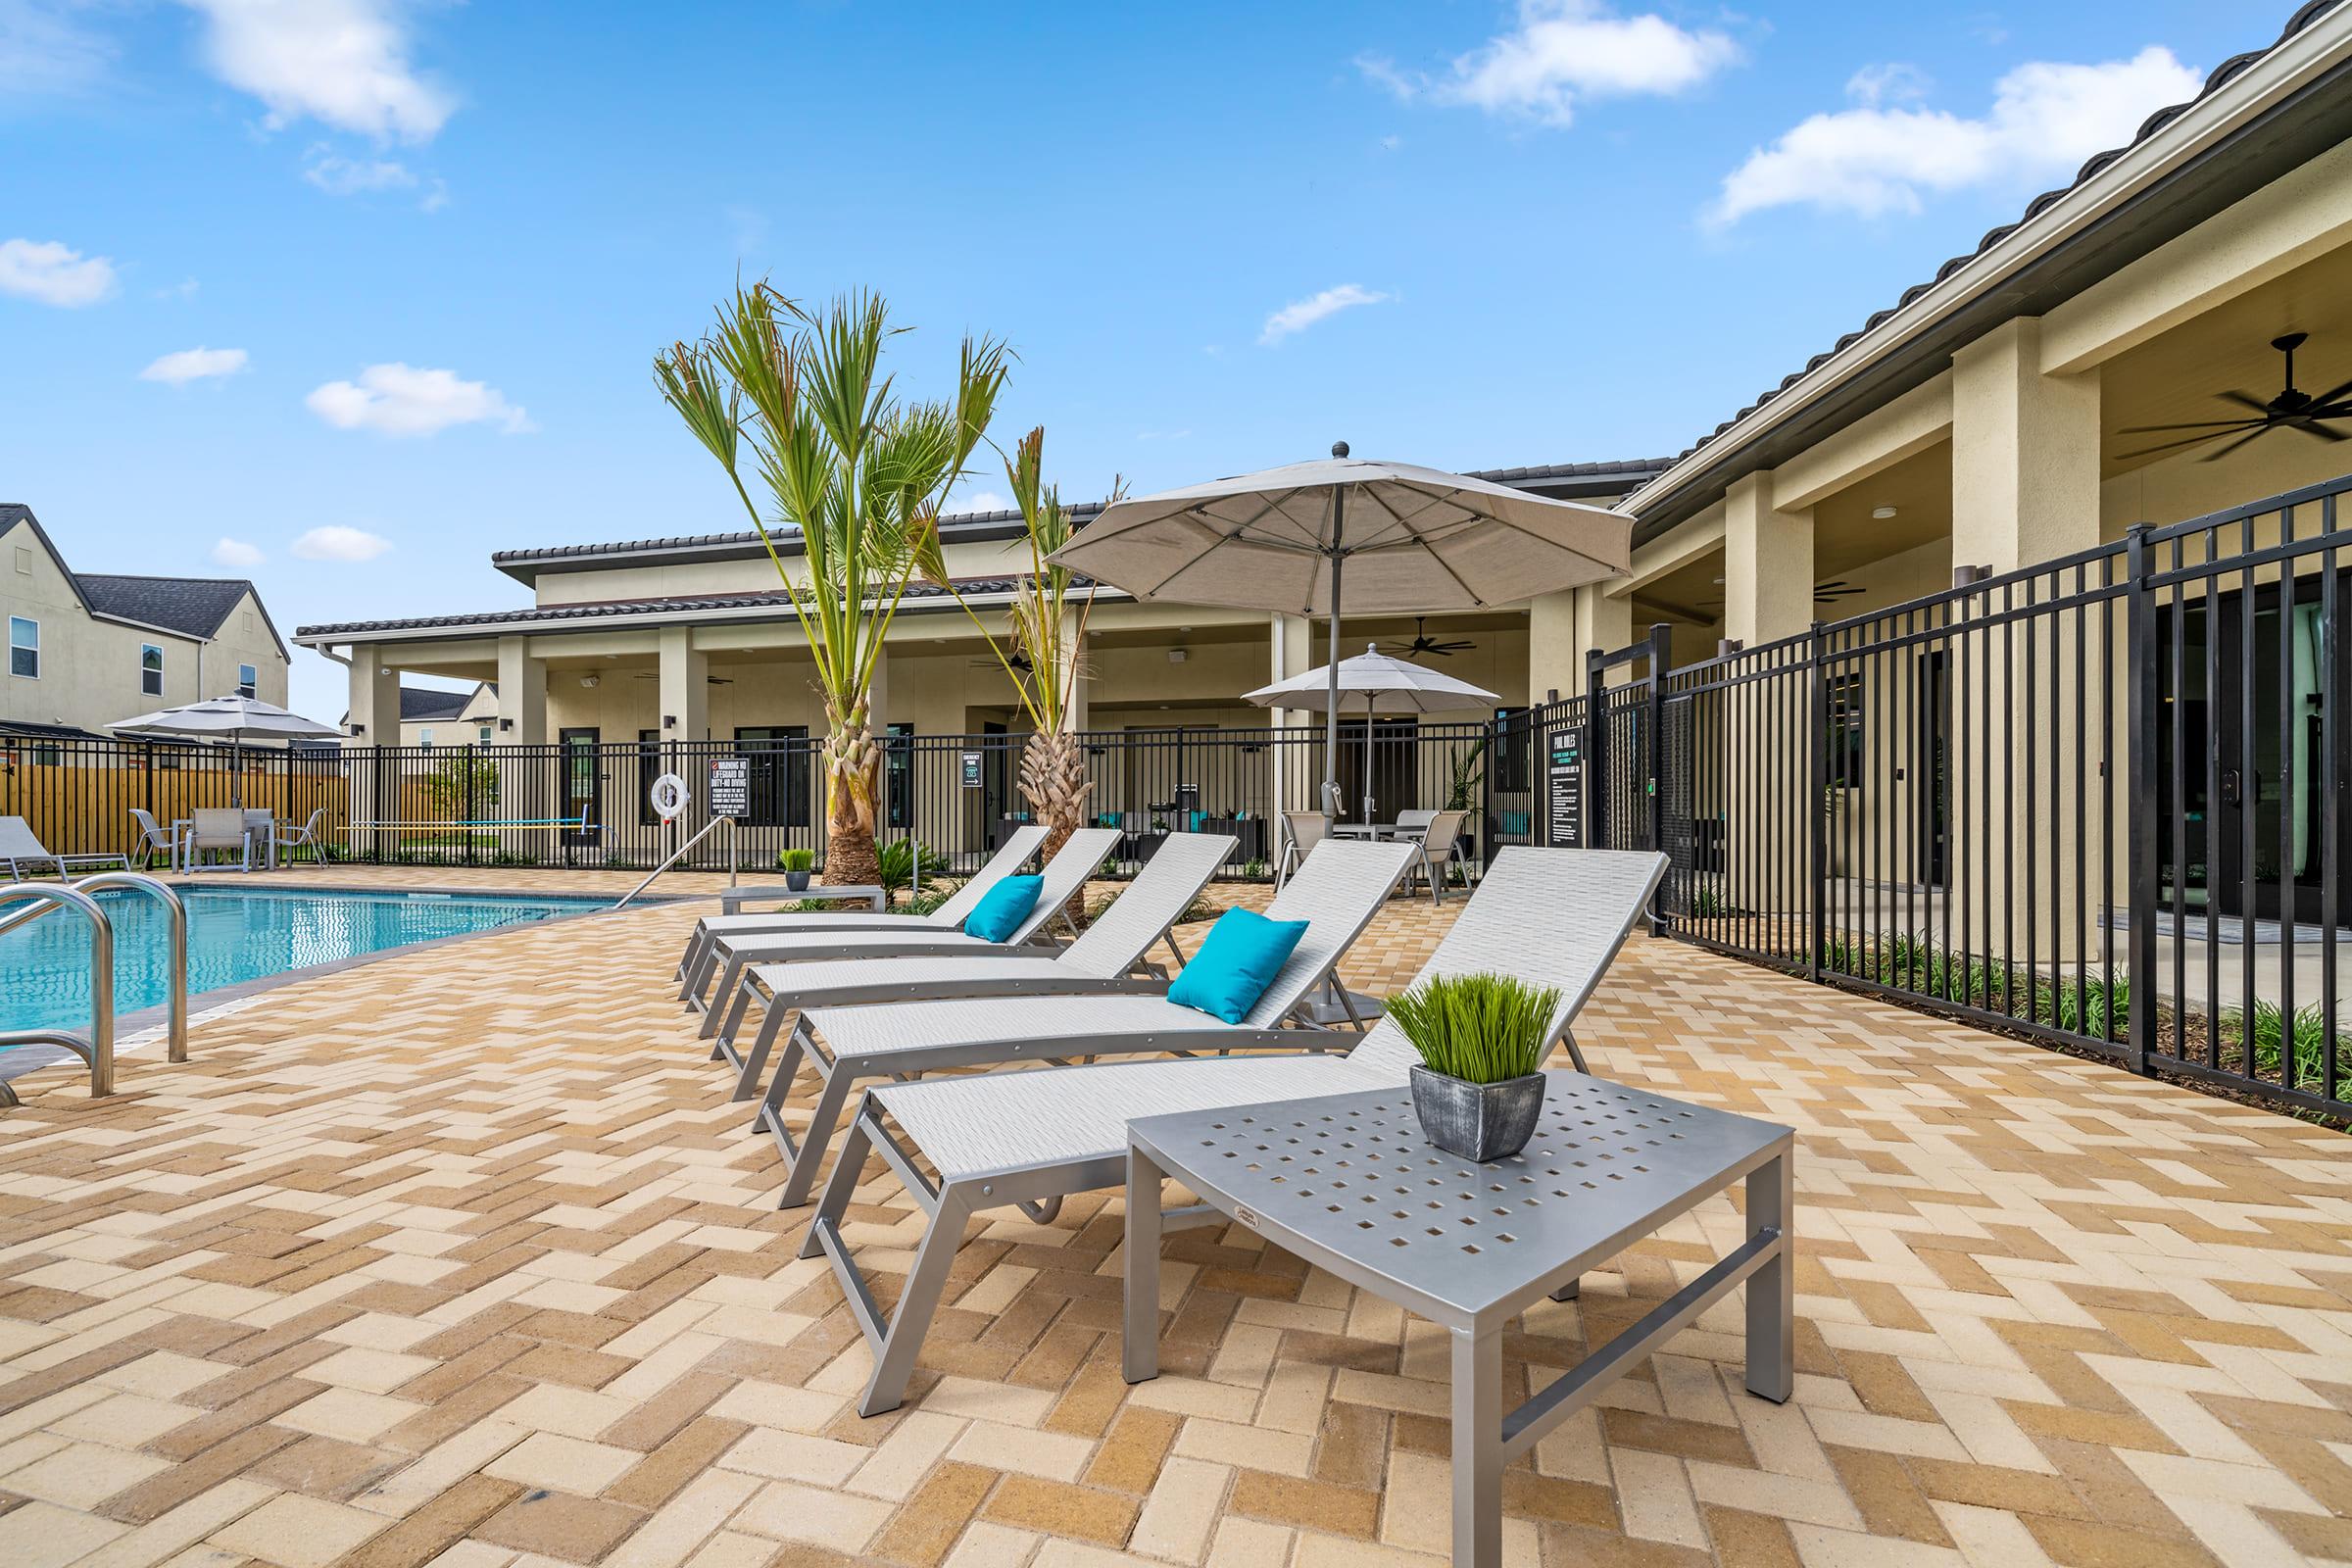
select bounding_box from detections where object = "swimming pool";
[1,886,610,1036]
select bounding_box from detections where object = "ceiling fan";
[1693,579,1868,612]
[2119,332,2352,464]
[1381,617,1476,659]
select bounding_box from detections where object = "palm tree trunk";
[1020,726,1094,909]
[823,715,883,890]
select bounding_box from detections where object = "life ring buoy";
[649,772,691,821]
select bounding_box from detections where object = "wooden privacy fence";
[0,740,345,858]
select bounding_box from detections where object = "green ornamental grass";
[778,848,815,872]
[1388,972,1564,1085]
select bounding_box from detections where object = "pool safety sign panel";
[1547,727,1584,847]
[960,752,984,789]
[708,756,752,818]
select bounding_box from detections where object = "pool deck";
[1,865,2349,1567]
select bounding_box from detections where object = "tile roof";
[296,578,1036,640]
[1646,0,2348,486]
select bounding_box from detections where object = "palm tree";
[657,285,1006,887]
[914,428,1111,868]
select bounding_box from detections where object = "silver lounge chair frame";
[747,839,1415,1209]
[0,815,129,880]
[698,827,1120,1048]
[676,825,1050,998]
[800,846,1668,1415]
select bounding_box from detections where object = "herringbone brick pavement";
[1,873,2348,1567]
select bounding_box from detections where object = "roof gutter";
[1625,1,2352,536]
[289,587,1080,649]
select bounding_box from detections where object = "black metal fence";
[11,471,2350,1119]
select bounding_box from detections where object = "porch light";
[1872,506,1898,519]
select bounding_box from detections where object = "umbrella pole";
[1361,690,1375,827]
[1323,486,1346,820]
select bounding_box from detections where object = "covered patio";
[0,866,2344,1566]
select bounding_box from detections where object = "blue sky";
[1,0,2288,717]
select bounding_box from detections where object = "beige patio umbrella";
[109,695,344,807]
[1245,646,1500,825]
[1050,444,1632,814]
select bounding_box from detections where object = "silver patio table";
[1123,1071,1794,1568]
[719,883,886,916]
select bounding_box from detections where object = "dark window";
[735,726,810,827]
[1827,672,1864,789]
[638,729,662,825]
[8,615,35,679]
[237,663,258,699]
[1494,707,1530,792]
[140,644,164,697]
[885,722,913,831]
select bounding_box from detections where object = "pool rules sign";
[708,756,752,818]
[1546,724,1584,848]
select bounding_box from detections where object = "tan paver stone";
[209,1491,388,1568]
[0,875,2345,1565]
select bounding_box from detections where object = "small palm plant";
[1388,972,1564,1084]
[657,285,1007,888]
[913,428,1116,871]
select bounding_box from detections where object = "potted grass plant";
[1388,972,1564,1162]
[778,847,815,893]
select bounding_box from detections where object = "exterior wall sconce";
[350,723,365,736]
[662,714,676,729]
[500,718,514,732]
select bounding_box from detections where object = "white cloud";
[291,524,390,562]
[141,346,249,384]
[176,0,454,143]
[1260,284,1391,346]
[155,276,200,301]
[953,490,1010,515]
[0,0,114,94]
[0,236,116,307]
[306,363,534,436]
[1710,45,2201,226]
[1362,0,1740,128]
[302,143,416,194]
[211,537,265,567]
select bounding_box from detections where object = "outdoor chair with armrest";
[276,808,328,865]
[710,830,1234,1086]
[0,816,129,880]
[676,825,1048,1000]
[181,808,253,872]
[694,827,1119,1039]
[740,837,1415,1208]
[126,808,175,871]
[1403,808,1473,905]
[1274,809,1328,891]
[799,845,1669,1415]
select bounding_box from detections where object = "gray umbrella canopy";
[1246,647,1499,824]
[1050,447,1631,813]
[110,696,344,806]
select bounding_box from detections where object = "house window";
[237,663,258,699]
[140,644,164,697]
[7,616,35,679]
[419,727,435,747]
[478,724,493,744]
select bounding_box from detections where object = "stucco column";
[658,626,709,743]
[1270,613,1313,814]
[1950,317,2105,965]
[1528,590,1579,704]
[1058,611,1088,733]
[1723,472,1815,647]
[1580,584,1633,665]
[495,636,547,744]
[346,645,400,743]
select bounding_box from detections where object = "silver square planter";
[1408,1066,1546,1163]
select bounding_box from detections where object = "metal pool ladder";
[0,872,189,1104]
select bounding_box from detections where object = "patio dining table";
[1124,1071,1794,1567]
[172,812,277,872]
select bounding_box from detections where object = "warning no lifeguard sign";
[708,756,751,818]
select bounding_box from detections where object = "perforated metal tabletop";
[1124,1070,1795,1568]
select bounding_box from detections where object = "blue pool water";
[2,887,606,1034]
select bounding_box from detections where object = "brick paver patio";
[2,868,2349,1566]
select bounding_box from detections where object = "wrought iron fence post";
[1807,620,1827,985]
[1584,647,1608,848]
[1645,623,1672,929]
[2124,523,2157,1075]
[465,743,479,867]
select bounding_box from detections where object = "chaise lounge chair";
[689,827,1120,1032]
[798,845,1667,1414]
[747,837,1418,1209]
[677,825,1050,998]
[0,816,129,880]
[712,830,1239,1095]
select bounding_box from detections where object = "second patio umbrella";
[109,695,344,807]
[1049,445,1631,815]
[1245,646,1499,825]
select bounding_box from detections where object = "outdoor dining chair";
[276,808,328,864]
[127,808,176,871]
[1403,808,1473,905]
[181,808,253,872]
[1274,809,1328,891]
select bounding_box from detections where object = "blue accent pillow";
[963,875,1043,943]
[1168,907,1310,1024]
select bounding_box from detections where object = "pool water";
[1,887,606,1035]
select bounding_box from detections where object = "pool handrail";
[0,881,116,1100]
[0,871,186,1064]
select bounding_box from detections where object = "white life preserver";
[649,772,691,821]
